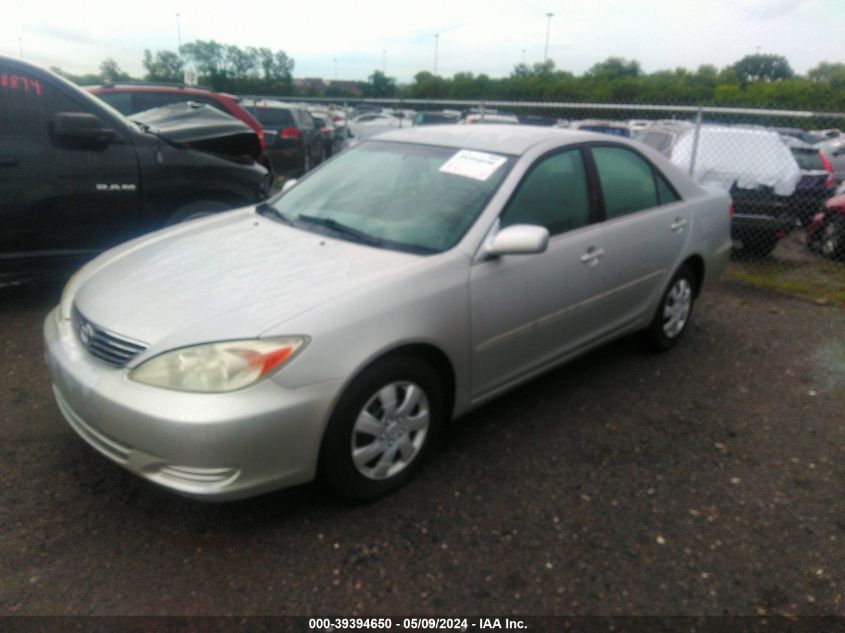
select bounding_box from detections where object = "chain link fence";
[260,95,845,304]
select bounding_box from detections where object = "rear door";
[589,144,689,328]
[0,61,142,260]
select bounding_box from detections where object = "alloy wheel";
[350,381,430,480]
[662,278,692,338]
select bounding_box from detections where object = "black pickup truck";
[0,56,272,286]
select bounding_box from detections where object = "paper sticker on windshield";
[439,150,507,181]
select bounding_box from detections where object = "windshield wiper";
[296,214,383,247]
[257,202,295,225]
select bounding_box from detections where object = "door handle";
[580,247,605,265]
[0,156,18,167]
[670,218,688,232]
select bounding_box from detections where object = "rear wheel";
[644,265,696,352]
[820,218,845,260]
[319,356,444,502]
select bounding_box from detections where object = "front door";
[470,148,611,399]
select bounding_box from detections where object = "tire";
[301,151,311,176]
[318,356,444,502]
[820,218,845,260]
[644,264,696,352]
[166,199,232,225]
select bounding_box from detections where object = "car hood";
[133,102,261,160]
[72,209,422,356]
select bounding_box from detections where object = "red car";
[87,83,268,163]
[808,193,845,260]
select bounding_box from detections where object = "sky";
[1,0,842,83]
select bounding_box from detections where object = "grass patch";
[727,256,845,305]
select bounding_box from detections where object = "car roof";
[374,125,615,155]
[240,99,298,110]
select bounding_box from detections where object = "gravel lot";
[1,278,843,617]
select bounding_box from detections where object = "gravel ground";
[0,279,843,617]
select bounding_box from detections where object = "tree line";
[51,45,845,112]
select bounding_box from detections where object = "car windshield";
[268,140,514,254]
[246,107,294,127]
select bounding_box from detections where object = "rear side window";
[298,110,315,128]
[592,146,659,219]
[247,107,294,127]
[790,148,824,171]
[656,174,680,204]
[500,149,590,236]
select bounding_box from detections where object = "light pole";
[175,13,182,51]
[434,34,439,75]
[543,12,554,63]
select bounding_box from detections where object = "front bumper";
[44,308,341,500]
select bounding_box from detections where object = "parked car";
[347,113,405,142]
[308,108,343,157]
[780,135,837,225]
[463,113,520,125]
[808,193,845,260]
[240,99,324,175]
[516,114,560,127]
[413,111,461,126]
[641,125,802,256]
[632,122,694,156]
[566,119,632,138]
[87,82,267,158]
[0,56,271,286]
[46,125,731,502]
[815,139,845,184]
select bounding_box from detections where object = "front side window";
[269,141,514,254]
[592,146,660,219]
[500,149,590,236]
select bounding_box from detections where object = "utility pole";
[434,34,439,75]
[175,13,182,51]
[544,12,554,63]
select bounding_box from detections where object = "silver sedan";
[45,125,732,501]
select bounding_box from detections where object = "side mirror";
[281,178,298,193]
[51,112,115,148]
[485,224,549,257]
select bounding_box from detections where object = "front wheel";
[644,265,696,352]
[318,356,444,502]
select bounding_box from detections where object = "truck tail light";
[820,152,835,187]
[279,127,301,140]
[728,202,734,219]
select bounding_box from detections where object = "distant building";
[294,77,327,93]
[326,80,363,96]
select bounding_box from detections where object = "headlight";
[129,338,306,393]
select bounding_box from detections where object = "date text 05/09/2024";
[308,618,528,631]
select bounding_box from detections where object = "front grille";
[71,306,148,367]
